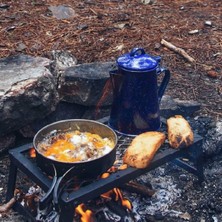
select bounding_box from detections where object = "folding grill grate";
[6,117,204,222]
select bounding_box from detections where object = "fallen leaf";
[114,23,126,29]
[112,44,124,52]
[6,26,16,31]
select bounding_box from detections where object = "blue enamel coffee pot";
[108,48,170,136]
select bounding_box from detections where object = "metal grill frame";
[6,117,204,222]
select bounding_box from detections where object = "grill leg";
[193,142,204,183]
[171,139,204,183]
[59,204,75,222]
[6,161,18,201]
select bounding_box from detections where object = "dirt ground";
[0,0,221,118]
[0,0,222,221]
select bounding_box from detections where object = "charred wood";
[120,181,155,197]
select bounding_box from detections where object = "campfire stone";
[49,50,78,79]
[48,5,76,20]
[0,133,16,153]
[0,54,59,137]
[202,118,222,156]
[189,116,222,156]
[160,95,201,118]
[19,102,86,138]
[59,62,114,106]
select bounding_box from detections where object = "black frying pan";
[33,119,118,210]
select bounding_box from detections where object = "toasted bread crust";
[123,131,166,169]
[167,115,194,149]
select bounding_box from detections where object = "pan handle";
[39,165,57,210]
[53,167,75,211]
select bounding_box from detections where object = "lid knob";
[130,48,146,57]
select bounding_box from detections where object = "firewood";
[0,197,16,213]
[120,181,155,197]
[161,39,195,63]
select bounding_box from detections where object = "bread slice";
[123,132,166,169]
[167,115,194,149]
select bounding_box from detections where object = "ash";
[128,168,184,221]
[134,172,181,216]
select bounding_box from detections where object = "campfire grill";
[6,116,204,222]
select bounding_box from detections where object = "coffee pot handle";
[157,68,170,103]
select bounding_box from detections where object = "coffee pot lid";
[117,48,159,71]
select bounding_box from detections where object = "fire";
[29,148,36,158]
[75,203,94,222]
[101,172,110,178]
[113,188,132,210]
[107,166,118,173]
[100,189,113,200]
[101,188,132,210]
[76,164,132,221]
[101,166,132,210]
[118,164,128,170]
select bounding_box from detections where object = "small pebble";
[207,70,218,79]
[0,4,10,9]
[205,21,212,26]
[188,29,199,34]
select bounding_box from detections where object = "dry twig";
[0,198,16,213]
[161,39,195,63]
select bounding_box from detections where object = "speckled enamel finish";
[109,48,170,136]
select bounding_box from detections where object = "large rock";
[49,50,78,78]
[19,102,86,138]
[160,95,201,118]
[0,54,59,136]
[59,62,114,106]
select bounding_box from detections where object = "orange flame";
[118,164,128,170]
[114,188,132,210]
[101,190,113,200]
[101,187,132,210]
[29,148,36,158]
[76,163,131,219]
[75,203,94,222]
[101,172,110,179]
[107,166,118,173]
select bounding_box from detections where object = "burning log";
[161,39,195,63]
[0,197,16,213]
[120,181,155,197]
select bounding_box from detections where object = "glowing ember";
[101,188,132,210]
[29,148,36,158]
[118,164,128,170]
[100,166,132,210]
[114,188,132,210]
[101,190,113,200]
[75,203,94,222]
[107,165,118,173]
[101,172,110,179]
